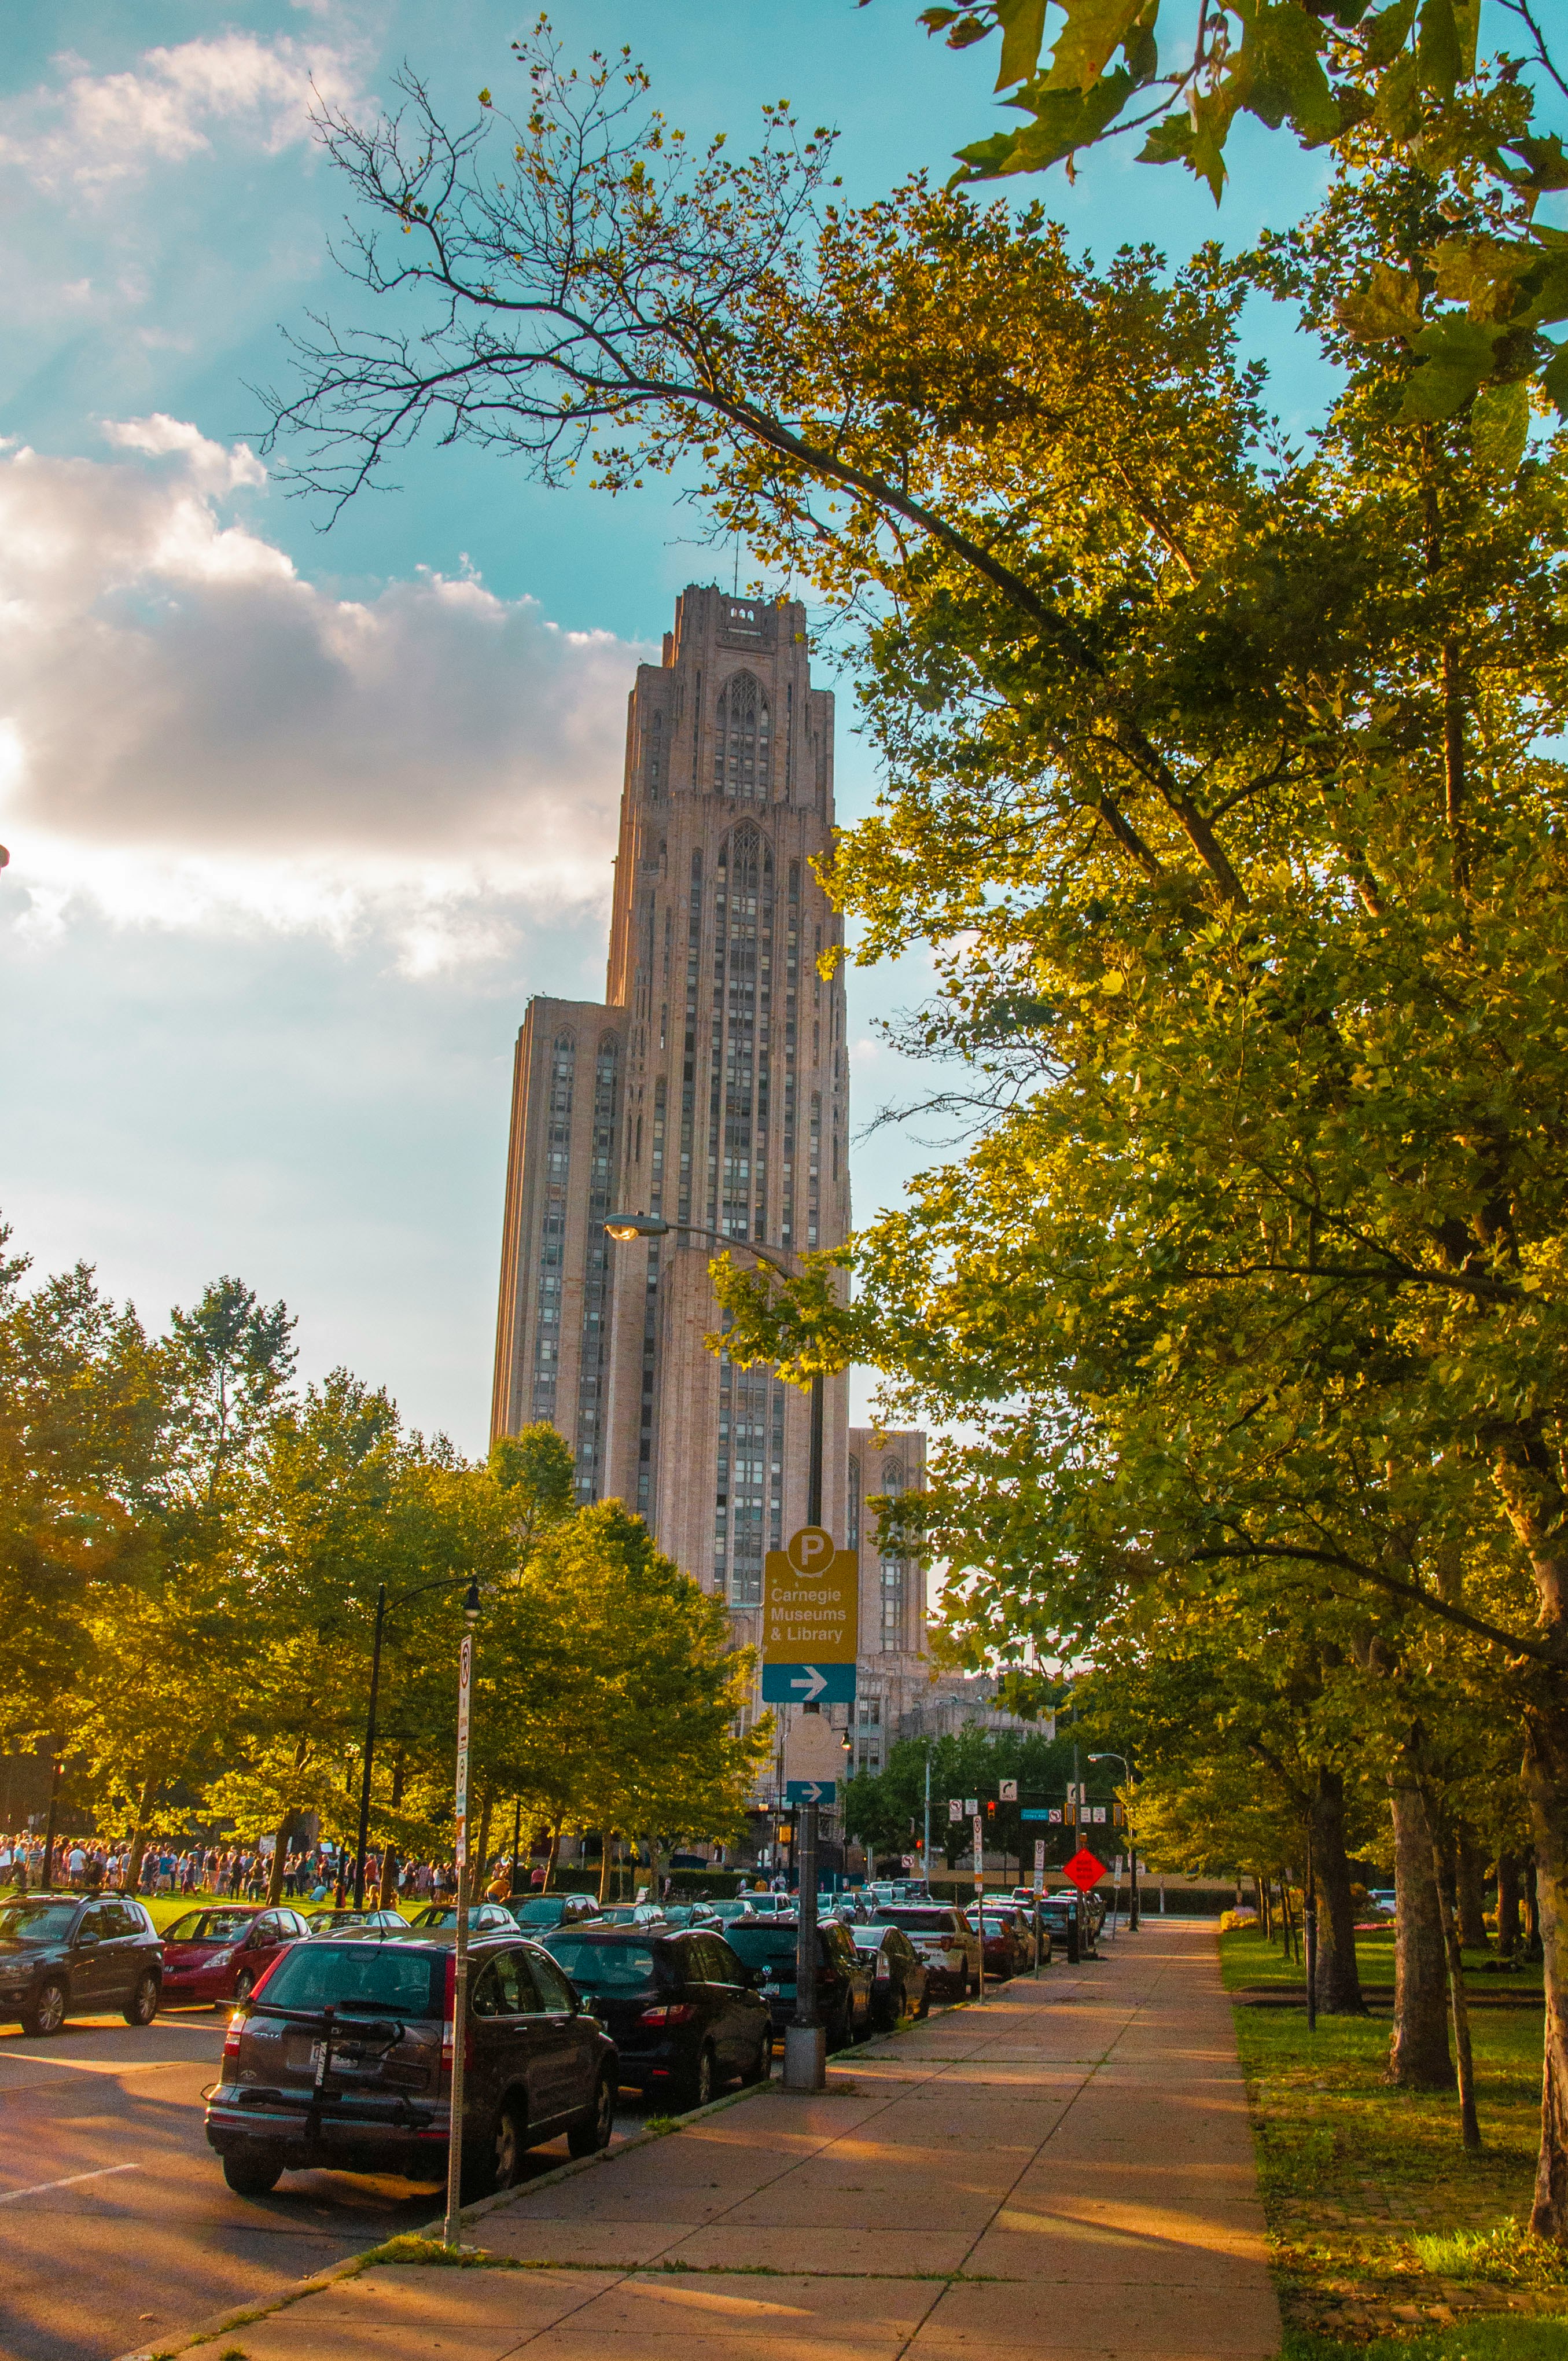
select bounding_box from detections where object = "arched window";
[713,671,772,800]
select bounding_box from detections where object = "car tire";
[222,2149,284,2196]
[123,1972,160,2027]
[681,2044,716,2111]
[741,2032,771,2085]
[21,1980,67,2038]
[232,1969,256,2003]
[916,1989,931,2020]
[492,2098,528,2188]
[568,2070,616,2156]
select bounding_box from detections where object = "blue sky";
[0,0,1335,1448]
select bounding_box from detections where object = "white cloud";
[0,33,360,193]
[0,422,649,970]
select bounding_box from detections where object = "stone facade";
[845,1428,930,1774]
[495,586,919,1713]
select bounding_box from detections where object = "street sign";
[1019,1807,1052,1822]
[762,1524,859,1706]
[947,1799,963,1823]
[786,1779,837,1804]
[971,1813,984,1893]
[1063,1847,1106,1892]
[964,1796,978,1815]
[1033,1838,1046,1889]
[784,1708,846,1788]
[998,1778,1018,1803]
[453,1634,473,1870]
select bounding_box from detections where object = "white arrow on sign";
[789,1666,829,1700]
[796,1782,826,1803]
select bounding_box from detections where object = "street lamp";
[353,1572,483,1912]
[1089,1753,1139,1932]
[604,1210,828,2091]
[443,1576,482,2252]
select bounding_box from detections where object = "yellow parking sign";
[761,1525,859,1703]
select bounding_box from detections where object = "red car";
[159,1905,312,2007]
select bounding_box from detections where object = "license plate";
[284,2036,327,2073]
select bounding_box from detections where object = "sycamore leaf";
[1377,47,1422,137]
[1361,0,1416,67]
[1431,236,1534,322]
[1470,380,1530,473]
[1191,80,1241,200]
[1238,5,1337,138]
[1417,0,1461,101]
[1335,262,1423,343]
[1043,0,1147,93]
[1400,311,1499,418]
[1453,0,1478,76]
[1137,111,1195,164]
[1123,0,1158,82]
[1502,133,1568,199]
[994,0,1048,90]
[1543,339,1568,421]
[959,65,1134,175]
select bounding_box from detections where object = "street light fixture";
[603,1210,828,2091]
[1089,1752,1139,1932]
[443,1575,482,2252]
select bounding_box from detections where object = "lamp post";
[353,1572,478,1913]
[443,1577,482,2252]
[1089,1752,1139,1932]
[605,1211,828,2091]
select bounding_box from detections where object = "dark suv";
[204,1930,617,2198]
[0,1895,162,2034]
[542,1926,772,2109]
[721,1919,873,2049]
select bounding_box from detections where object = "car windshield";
[164,1909,256,1944]
[257,1940,444,2017]
[547,1939,660,1992]
[722,1925,812,1972]
[873,1908,956,1933]
[0,1902,77,1943]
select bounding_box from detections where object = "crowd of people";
[0,1833,477,1904]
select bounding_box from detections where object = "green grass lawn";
[1221,1927,1562,2357]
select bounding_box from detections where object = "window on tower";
[712,672,772,801]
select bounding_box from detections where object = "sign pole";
[972,1812,985,2003]
[444,1616,476,2249]
[786,1371,829,2093]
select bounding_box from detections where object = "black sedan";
[849,1924,929,2029]
[407,1901,520,1934]
[721,1919,874,2050]
[205,1929,617,2198]
[0,1895,163,2035]
[543,1926,772,2110]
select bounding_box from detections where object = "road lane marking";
[0,2164,141,2205]
[0,2054,208,2075]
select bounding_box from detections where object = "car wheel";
[233,1969,255,2003]
[222,2148,284,2196]
[22,1980,67,2038]
[123,1972,160,2027]
[492,2099,528,2187]
[568,2070,616,2156]
[741,2032,771,2086]
[682,2043,716,2111]
[916,1988,931,2019]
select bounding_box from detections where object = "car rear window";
[257,1940,445,2017]
[871,1908,957,1933]
[512,1899,566,1924]
[549,1939,660,1992]
[724,1925,823,1972]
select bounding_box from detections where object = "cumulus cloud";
[0,422,649,969]
[0,33,360,193]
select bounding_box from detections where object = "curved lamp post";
[1089,1752,1139,1932]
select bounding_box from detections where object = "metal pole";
[786,1370,828,2091]
[1129,1804,1140,1932]
[1035,1891,1044,1978]
[354,1584,387,1912]
[972,1812,985,2003]
[923,1749,932,1896]
[39,1756,62,1891]
[807,1371,823,1528]
[444,1610,477,2249]
[1304,1837,1317,2036]
[510,1796,522,1901]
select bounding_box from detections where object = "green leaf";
[1453,0,1478,76]
[1335,262,1423,343]
[1123,0,1158,81]
[1376,46,1422,137]
[1417,0,1461,100]
[1136,111,1195,164]
[1043,0,1147,92]
[1431,236,1534,321]
[1362,0,1416,68]
[1238,3,1337,137]
[961,64,1135,175]
[994,0,1048,90]
[1400,312,1499,418]
[1470,380,1530,473]
[1543,339,1568,420]
[1502,133,1568,197]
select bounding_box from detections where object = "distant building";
[897,1676,1054,1747]
[491,587,925,1749]
[845,1428,929,1775]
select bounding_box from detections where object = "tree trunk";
[1455,1824,1490,1952]
[1497,1852,1522,1959]
[1387,1771,1452,2089]
[543,1816,564,1892]
[124,1777,157,1894]
[1524,1700,1568,2235]
[265,1817,289,1906]
[477,1792,495,1893]
[1310,1767,1367,2014]
[1526,1855,1544,1959]
[598,1832,616,1906]
[1420,1786,1481,2154]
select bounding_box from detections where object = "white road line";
[0,2164,141,2206]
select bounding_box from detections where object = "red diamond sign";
[1062,1847,1106,1893]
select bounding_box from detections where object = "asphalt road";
[0,2007,652,2361]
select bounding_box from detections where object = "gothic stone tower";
[491,587,852,1666]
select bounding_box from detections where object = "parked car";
[595,1903,667,1929]
[506,1895,604,1933]
[848,1924,929,2029]
[741,1893,796,1918]
[160,1905,312,2007]
[0,1895,163,2035]
[542,1926,772,2108]
[721,1918,874,2049]
[304,1909,407,1936]
[204,1929,617,2198]
[862,1906,981,2000]
[1038,1896,1097,1957]
[408,1901,522,1934]
[702,1897,762,1927]
[965,1907,1025,1981]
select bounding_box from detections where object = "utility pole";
[923,1749,932,1895]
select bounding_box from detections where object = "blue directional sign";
[761,1662,857,1705]
[786,1779,838,1805]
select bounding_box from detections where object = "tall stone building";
[493,585,887,1690]
[846,1428,930,1773]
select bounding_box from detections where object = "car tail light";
[638,2003,697,2027]
[221,2011,246,2069]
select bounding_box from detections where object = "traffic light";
[985,1799,997,1823]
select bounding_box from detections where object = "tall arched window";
[713,671,772,800]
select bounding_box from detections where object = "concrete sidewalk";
[171,1919,1280,2361]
